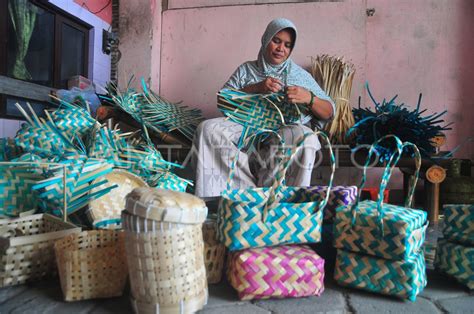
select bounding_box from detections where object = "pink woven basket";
[227,245,325,300]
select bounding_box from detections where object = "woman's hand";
[286,86,311,104]
[242,77,283,94]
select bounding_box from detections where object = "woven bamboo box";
[442,204,474,245]
[123,188,208,314]
[334,249,427,301]
[435,239,473,290]
[202,219,225,284]
[333,201,428,261]
[0,214,80,287]
[54,230,128,301]
[228,245,325,300]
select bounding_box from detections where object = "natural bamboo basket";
[87,169,148,229]
[0,214,80,287]
[202,219,225,284]
[123,188,208,314]
[54,230,128,301]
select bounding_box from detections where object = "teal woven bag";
[217,130,335,251]
[334,249,427,301]
[334,135,428,261]
[442,204,474,245]
[435,239,473,290]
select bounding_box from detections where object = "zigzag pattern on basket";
[218,187,323,251]
[0,167,42,217]
[334,249,427,301]
[51,107,95,139]
[334,200,427,261]
[228,245,325,300]
[435,240,473,290]
[15,123,66,158]
[443,204,474,245]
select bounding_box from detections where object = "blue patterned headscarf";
[223,18,334,126]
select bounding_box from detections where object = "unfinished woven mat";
[0,214,80,287]
[49,99,96,139]
[87,170,148,229]
[105,78,204,142]
[442,204,474,245]
[334,249,427,301]
[123,188,208,313]
[228,245,325,300]
[32,154,115,217]
[217,88,302,146]
[435,239,473,290]
[202,219,225,284]
[54,230,128,301]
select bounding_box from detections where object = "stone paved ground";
[0,270,472,313]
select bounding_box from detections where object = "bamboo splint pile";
[311,55,356,144]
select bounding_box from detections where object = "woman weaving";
[193,18,335,199]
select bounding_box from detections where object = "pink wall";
[73,0,112,24]
[156,0,474,160]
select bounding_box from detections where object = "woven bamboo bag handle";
[351,135,421,233]
[225,129,285,193]
[263,131,336,220]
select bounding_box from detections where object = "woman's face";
[265,29,293,65]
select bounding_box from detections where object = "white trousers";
[192,117,320,198]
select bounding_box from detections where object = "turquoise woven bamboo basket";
[217,130,335,251]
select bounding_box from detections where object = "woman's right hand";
[242,77,283,94]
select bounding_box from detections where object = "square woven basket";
[54,230,128,301]
[0,214,80,287]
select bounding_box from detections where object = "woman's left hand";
[286,86,311,104]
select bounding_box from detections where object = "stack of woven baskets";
[435,204,473,290]
[122,187,209,313]
[218,131,357,300]
[333,135,428,301]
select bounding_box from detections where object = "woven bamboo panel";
[227,245,325,300]
[0,214,80,287]
[202,220,225,284]
[54,230,128,301]
[334,249,427,301]
[88,170,148,229]
[442,204,474,245]
[122,212,208,314]
[435,239,473,290]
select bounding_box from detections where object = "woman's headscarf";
[223,18,335,125]
[256,18,297,83]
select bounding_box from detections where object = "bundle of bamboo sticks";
[311,55,356,144]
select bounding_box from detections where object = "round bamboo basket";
[202,219,225,284]
[88,169,148,229]
[54,230,128,301]
[123,188,208,314]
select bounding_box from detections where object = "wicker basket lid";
[124,187,207,224]
[88,169,148,229]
